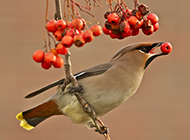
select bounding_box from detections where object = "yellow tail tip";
[16,112,34,131]
[16,112,24,121]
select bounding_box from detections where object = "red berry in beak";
[160,42,172,54]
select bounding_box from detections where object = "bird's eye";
[138,47,148,53]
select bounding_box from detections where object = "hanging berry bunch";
[47,18,102,48]
[32,0,103,70]
[103,0,159,39]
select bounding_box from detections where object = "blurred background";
[1,0,190,140]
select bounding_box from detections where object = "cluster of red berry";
[32,18,102,70]
[103,4,159,39]
[32,47,67,70]
[47,18,102,47]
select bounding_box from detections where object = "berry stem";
[63,0,67,21]
[66,0,74,20]
[121,0,128,10]
[71,0,81,17]
[133,0,140,8]
[108,0,113,12]
[73,0,95,18]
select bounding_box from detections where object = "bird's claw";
[68,85,84,93]
[95,126,109,134]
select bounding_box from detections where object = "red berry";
[55,19,66,31]
[153,22,159,32]
[132,28,140,36]
[111,23,120,30]
[109,30,120,39]
[160,42,172,54]
[53,30,62,41]
[73,34,86,47]
[41,61,52,70]
[117,34,125,40]
[122,29,132,37]
[124,9,132,19]
[56,43,68,55]
[138,19,144,28]
[91,25,102,36]
[128,16,140,28]
[142,25,154,35]
[66,21,72,28]
[66,28,80,38]
[46,20,57,32]
[53,56,64,68]
[44,52,56,64]
[119,21,130,33]
[80,18,86,30]
[108,13,120,24]
[61,35,73,48]
[104,21,111,30]
[33,50,45,63]
[103,25,110,35]
[83,30,94,43]
[70,18,84,30]
[147,13,159,25]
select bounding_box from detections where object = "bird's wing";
[25,62,113,99]
[24,79,64,98]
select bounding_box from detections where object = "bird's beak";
[144,42,168,69]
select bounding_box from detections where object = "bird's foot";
[92,118,110,140]
[95,125,109,134]
[68,85,84,93]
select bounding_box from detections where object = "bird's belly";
[84,87,134,116]
[77,70,143,116]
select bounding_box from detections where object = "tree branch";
[54,0,110,139]
[55,0,63,20]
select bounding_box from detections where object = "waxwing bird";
[16,42,170,131]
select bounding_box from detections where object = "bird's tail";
[16,100,62,130]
